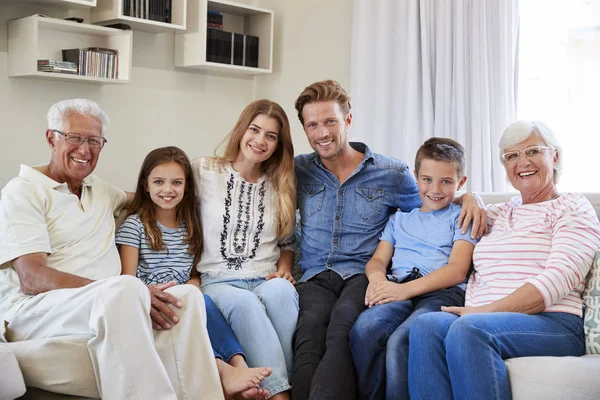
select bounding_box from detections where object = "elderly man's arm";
[124,191,135,210]
[13,253,93,295]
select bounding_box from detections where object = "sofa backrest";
[480,192,600,217]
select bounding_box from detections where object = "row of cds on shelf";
[37,47,119,79]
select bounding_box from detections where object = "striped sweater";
[467,193,600,316]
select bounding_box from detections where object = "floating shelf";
[175,0,274,75]
[91,0,186,33]
[8,15,132,84]
[18,0,97,8]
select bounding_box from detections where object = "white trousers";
[6,275,223,400]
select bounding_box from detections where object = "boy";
[349,138,478,400]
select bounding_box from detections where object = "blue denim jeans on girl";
[202,276,299,396]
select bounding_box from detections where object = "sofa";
[2,192,600,400]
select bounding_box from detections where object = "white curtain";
[350,0,519,191]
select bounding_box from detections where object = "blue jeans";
[202,277,299,396]
[350,285,464,400]
[204,294,245,362]
[408,311,585,400]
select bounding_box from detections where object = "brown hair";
[127,146,203,265]
[294,80,351,126]
[415,138,466,178]
[214,100,296,238]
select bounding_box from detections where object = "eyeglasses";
[501,145,554,163]
[54,130,107,149]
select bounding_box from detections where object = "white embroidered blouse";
[191,157,294,279]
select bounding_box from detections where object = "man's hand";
[457,192,487,238]
[366,281,412,307]
[147,281,183,330]
[266,270,296,285]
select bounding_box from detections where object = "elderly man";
[0,99,223,399]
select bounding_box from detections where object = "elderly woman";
[407,121,600,400]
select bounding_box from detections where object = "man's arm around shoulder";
[13,253,93,295]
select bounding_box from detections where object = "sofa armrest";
[6,335,99,398]
[506,355,600,400]
[0,343,26,400]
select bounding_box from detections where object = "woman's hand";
[441,305,491,316]
[185,276,202,291]
[266,270,296,285]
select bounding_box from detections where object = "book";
[244,35,259,68]
[233,33,244,66]
[37,59,77,74]
[61,48,119,79]
[207,10,223,29]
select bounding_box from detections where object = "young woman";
[116,146,271,400]
[191,100,298,400]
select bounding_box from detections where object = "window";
[518,0,600,191]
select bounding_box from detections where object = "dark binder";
[244,35,259,68]
[233,33,244,65]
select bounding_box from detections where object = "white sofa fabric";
[0,343,25,400]
[2,192,600,399]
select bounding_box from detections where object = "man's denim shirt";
[295,142,421,283]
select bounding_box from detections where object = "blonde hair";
[214,99,296,238]
[294,80,351,126]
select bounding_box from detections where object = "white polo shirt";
[0,165,127,328]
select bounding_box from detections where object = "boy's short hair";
[415,138,466,178]
[294,80,351,126]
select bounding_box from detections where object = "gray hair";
[498,120,563,183]
[47,99,109,136]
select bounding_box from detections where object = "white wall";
[0,0,353,190]
[253,0,354,154]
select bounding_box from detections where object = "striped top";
[467,193,600,317]
[115,214,193,285]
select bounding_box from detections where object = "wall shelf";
[18,0,97,9]
[8,15,132,84]
[91,0,186,33]
[175,0,274,75]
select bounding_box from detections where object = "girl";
[191,100,298,400]
[116,146,271,400]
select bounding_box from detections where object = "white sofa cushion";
[507,355,600,400]
[6,335,99,398]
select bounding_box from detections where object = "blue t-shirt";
[381,203,478,290]
[115,214,193,285]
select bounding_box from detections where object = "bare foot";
[217,360,271,399]
[234,386,270,400]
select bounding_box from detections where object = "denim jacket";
[295,142,421,283]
